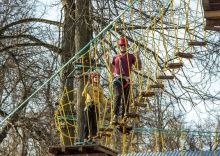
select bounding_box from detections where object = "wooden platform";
[49,144,118,156]
[99,132,111,137]
[188,42,207,46]
[124,113,139,118]
[202,0,220,11]
[157,75,174,80]
[202,0,220,31]
[166,63,183,69]
[205,19,220,31]
[99,127,114,132]
[175,52,193,59]
[205,26,220,31]
[204,10,220,18]
[131,102,147,108]
[140,92,155,97]
[149,84,164,89]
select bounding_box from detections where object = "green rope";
[133,127,220,137]
[0,0,139,127]
[73,64,104,69]
[57,115,76,121]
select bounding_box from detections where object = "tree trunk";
[60,0,76,145]
[75,0,91,142]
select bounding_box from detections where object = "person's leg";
[112,79,122,123]
[124,84,130,115]
[84,106,92,143]
[122,84,132,128]
[91,106,98,143]
[121,80,130,119]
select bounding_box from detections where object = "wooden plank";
[203,0,220,10]
[124,113,139,118]
[49,145,118,156]
[140,92,155,97]
[204,10,220,19]
[116,125,132,134]
[205,25,220,31]
[202,0,210,11]
[209,0,220,2]
[149,84,164,89]
[77,153,107,156]
[157,75,174,80]
[98,128,114,132]
[89,135,102,140]
[100,133,111,137]
[209,4,220,10]
[96,146,118,156]
[206,19,220,26]
[175,52,193,59]
[166,63,183,69]
[188,42,207,46]
[131,102,147,107]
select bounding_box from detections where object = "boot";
[112,115,118,125]
[123,119,132,130]
[124,123,133,131]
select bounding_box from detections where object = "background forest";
[0,0,220,155]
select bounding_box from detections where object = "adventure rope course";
[52,0,218,154]
[2,0,220,155]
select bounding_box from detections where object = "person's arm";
[99,88,108,105]
[82,81,90,97]
[99,87,111,106]
[105,54,114,73]
[135,51,142,70]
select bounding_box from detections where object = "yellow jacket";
[82,84,108,106]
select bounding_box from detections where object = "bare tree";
[0,0,220,155]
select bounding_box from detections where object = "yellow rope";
[161,132,164,153]
[180,131,184,156]
[130,131,135,153]
[54,88,78,145]
[213,132,218,155]
[154,129,158,153]
[199,136,202,156]
[122,134,127,155]
[52,0,208,151]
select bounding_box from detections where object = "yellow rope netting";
[53,0,211,154]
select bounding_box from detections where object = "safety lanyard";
[118,55,125,75]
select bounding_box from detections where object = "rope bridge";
[54,0,214,154]
[1,0,218,155]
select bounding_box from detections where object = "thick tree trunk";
[60,0,76,145]
[75,0,91,142]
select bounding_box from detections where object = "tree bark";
[75,0,91,142]
[60,0,76,145]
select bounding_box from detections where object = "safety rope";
[18,0,211,153]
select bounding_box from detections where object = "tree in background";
[0,0,220,155]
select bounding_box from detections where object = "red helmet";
[118,37,128,45]
[91,72,100,78]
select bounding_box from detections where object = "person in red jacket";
[105,37,142,125]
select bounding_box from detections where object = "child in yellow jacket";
[82,72,109,144]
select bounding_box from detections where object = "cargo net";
[54,0,211,154]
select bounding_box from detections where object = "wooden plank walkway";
[202,0,220,31]
[49,144,118,156]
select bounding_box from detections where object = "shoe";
[126,126,133,131]
[112,115,118,125]
[92,141,96,144]
[124,122,132,130]
[84,142,88,145]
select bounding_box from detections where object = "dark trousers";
[113,78,130,118]
[84,105,97,140]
